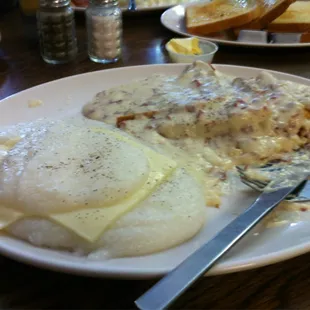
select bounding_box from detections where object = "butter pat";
[167,37,202,55]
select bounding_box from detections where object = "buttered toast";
[185,0,261,35]
[268,1,310,32]
[235,0,296,31]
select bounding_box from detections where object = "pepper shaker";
[86,0,122,64]
[37,0,78,64]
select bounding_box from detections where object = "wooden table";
[2,7,310,310]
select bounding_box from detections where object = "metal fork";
[237,165,310,203]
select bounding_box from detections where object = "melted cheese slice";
[0,124,177,243]
[0,206,23,229]
[50,141,177,242]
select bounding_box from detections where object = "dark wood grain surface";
[2,7,310,310]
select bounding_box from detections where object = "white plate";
[72,4,169,12]
[161,5,310,48]
[71,1,192,12]
[1,64,310,279]
[72,3,128,12]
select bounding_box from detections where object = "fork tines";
[236,165,269,192]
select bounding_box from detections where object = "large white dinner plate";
[1,64,310,279]
[161,5,310,48]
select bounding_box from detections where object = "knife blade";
[292,179,310,202]
[135,177,307,310]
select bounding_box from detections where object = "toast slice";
[234,0,296,33]
[185,0,261,35]
[268,1,310,32]
[300,32,310,43]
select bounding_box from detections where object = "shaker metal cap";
[39,0,70,7]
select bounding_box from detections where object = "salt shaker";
[37,0,78,64]
[86,0,122,63]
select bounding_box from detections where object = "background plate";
[72,0,196,12]
[1,64,310,279]
[161,5,310,48]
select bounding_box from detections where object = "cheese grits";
[0,117,206,258]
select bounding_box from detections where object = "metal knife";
[135,177,308,310]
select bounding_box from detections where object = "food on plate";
[166,37,203,55]
[186,0,310,44]
[235,0,296,32]
[185,0,261,35]
[2,61,310,259]
[299,33,310,43]
[27,99,43,108]
[0,117,206,257]
[268,1,310,32]
[165,37,219,64]
[83,61,310,207]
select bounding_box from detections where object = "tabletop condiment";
[167,37,203,55]
[37,0,78,64]
[86,0,122,64]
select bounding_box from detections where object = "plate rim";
[71,2,173,12]
[1,63,310,279]
[160,4,310,48]
[1,233,310,279]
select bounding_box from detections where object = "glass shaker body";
[86,0,122,64]
[37,0,78,64]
